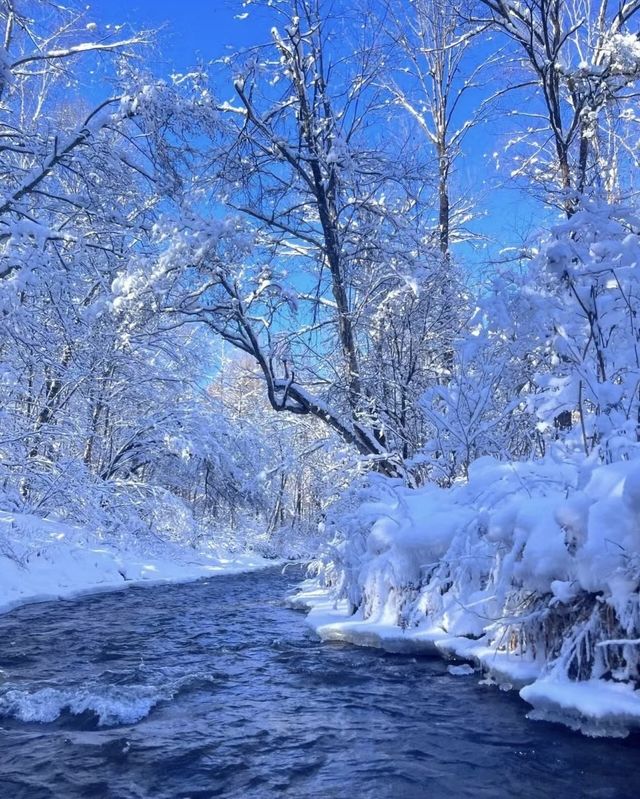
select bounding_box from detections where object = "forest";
[2,0,640,752]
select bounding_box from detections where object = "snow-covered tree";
[134,0,469,482]
[381,0,491,252]
[0,2,288,546]
[478,0,640,211]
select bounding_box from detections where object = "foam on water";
[0,672,217,726]
[0,684,164,725]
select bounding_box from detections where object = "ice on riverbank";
[292,579,640,737]
[521,677,640,738]
[303,455,640,737]
[0,509,274,616]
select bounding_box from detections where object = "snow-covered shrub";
[530,198,640,461]
[316,453,640,693]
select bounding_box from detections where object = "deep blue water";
[0,566,638,798]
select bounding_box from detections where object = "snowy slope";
[0,510,275,616]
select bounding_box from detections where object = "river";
[0,566,638,798]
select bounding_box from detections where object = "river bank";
[289,577,640,739]
[302,457,640,739]
[0,509,274,617]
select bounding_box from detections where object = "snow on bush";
[315,451,640,733]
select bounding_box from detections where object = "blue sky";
[91,1,266,69]
[87,0,548,266]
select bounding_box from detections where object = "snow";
[4,0,640,752]
[463,646,543,689]
[521,678,640,738]
[601,32,640,76]
[310,613,445,654]
[447,664,475,676]
[287,583,445,654]
[307,454,640,736]
[0,510,274,617]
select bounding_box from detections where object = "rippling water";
[0,566,639,798]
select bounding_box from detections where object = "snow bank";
[521,677,640,738]
[0,509,274,616]
[286,580,444,653]
[307,457,640,737]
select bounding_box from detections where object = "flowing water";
[0,566,638,798]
